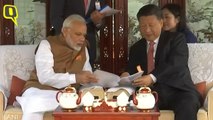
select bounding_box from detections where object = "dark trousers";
[152,83,201,120]
[86,32,96,70]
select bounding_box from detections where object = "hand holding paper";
[132,74,154,86]
[119,71,144,86]
[100,5,121,17]
[86,5,120,24]
[82,70,143,88]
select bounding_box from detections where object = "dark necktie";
[147,41,155,73]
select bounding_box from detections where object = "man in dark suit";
[50,0,105,68]
[121,4,202,120]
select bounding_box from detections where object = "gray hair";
[62,14,86,28]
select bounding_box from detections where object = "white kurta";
[16,40,92,120]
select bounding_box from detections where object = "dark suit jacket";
[50,0,104,35]
[127,31,199,94]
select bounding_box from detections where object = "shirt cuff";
[149,74,157,83]
[96,23,102,28]
[69,74,76,84]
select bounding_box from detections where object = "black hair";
[137,4,162,21]
[162,3,187,31]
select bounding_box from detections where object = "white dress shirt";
[35,40,92,89]
[146,38,159,83]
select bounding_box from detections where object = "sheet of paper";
[100,5,121,17]
[86,5,120,23]
[119,71,144,86]
[85,70,120,88]
[82,70,143,88]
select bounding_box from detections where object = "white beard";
[66,36,82,51]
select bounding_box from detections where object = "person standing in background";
[50,0,105,68]
[162,3,197,43]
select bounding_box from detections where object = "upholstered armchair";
[158,43,213,120]
[0,45,53,120]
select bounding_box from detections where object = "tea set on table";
[56,86,158,112]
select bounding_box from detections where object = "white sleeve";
[150,74,157,83]
[35,40,75,89]
[82,47,93,72]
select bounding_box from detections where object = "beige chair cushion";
[3,105,53,120]
[159,108,207,120]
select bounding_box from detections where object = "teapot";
[133,86,158,110]
[56,86,81,109]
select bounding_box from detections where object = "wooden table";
[53,106,160,120]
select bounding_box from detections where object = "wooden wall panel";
[99,0,128,75]
[99,0,114,73]
[0,0,3,43]
[114,0,128,75]
[0,0,14,45]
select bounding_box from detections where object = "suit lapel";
[155,32,167,65]
[140,39,148,73]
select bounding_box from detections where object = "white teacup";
[117,91,129,107]
[81,92,94,106]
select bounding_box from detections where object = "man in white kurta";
[16,14,98,120]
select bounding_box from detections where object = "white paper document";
[83,70,143,88]
[119,71,144,86]
[86,5,120,23]
[100,5,121,17]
